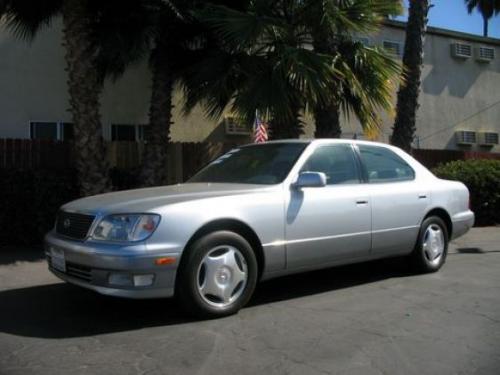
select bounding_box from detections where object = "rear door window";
[358,145,415,183]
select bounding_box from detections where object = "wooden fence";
[0,139,237,183]
[411,148,500,169]
[1,138,499,181]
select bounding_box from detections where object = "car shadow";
[0,257,415,339]
[453,247,500,254]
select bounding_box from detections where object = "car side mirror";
[293,172,327,189]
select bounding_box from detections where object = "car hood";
[61,183,275,215]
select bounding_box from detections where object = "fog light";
[133,274,154,287]
[108,273,133,286]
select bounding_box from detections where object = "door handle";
[418,194,427,199]
[356,200,368,205]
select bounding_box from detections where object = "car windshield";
[188,143,308,185]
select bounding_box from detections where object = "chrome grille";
[56,211,95,240]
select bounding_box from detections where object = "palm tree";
[1,0,112,196]
[81,0,179,187]
[306,0,402,138]
[465,0,500,37]
[93,0,233,187]
[182,0,401,140]
[391,0,431,152]
[182,1,333,139]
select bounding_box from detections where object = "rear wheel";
[176,231,258,318]
[410,216,448,273]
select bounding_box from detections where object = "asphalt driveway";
[1,227,499,375]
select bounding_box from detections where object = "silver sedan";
[45,140,474,317]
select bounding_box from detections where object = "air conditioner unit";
[455,130,476,145]
[224,116,251,135]
[477,132,499,146]
[383,40,402,56]
[355,37,370,47]
[475,47,495,62]
[451,43,472,59]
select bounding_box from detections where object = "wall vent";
[451,43,472,59]
[455,130,476,145]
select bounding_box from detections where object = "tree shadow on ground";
[0,257,416,339]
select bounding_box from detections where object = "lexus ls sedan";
[45,140,474,317]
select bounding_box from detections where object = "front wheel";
[410,216,449,273]
[176,231,258,318]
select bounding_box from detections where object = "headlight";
[91,214,160,242]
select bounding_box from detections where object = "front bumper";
[451,210,475,240]
[45,231,181,299]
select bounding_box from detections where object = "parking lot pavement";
[0,227,499,375]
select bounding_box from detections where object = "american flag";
[253,111,268,143]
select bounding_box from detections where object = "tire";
[410,216,449,273]
[176,231,258,318]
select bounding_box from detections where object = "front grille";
[66,262,92,282]
[48,257,93,283]
[56,211,95,240]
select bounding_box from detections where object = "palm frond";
[336,42,402,136]
[0,0,63,42]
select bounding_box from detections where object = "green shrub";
[0,168,139,245]
[432,159,500,226]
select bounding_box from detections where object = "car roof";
[253,138,394,149]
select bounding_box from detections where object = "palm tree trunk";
[311,25,341,138]
[314,103,341,138]
[268,98,304,140]
[62,0,111,196]
[391,0,430,152]
[139,41,173,187]
[483,15,489,37]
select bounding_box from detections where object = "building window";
[111,124,148,141]
[383,40,402,56]
[30,122,73,140]
[137,125,150,141]
[61,123,74,140]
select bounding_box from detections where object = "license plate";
[50,247,66,273]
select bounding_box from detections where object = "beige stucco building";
[1,19,499,152]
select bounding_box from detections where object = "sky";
[396,0,500,39]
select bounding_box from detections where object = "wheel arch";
[178,218,265,280]
[424,207,452,239]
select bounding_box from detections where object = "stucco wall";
[0,19,240,143]
[370,23,500,152]
[1,19,499,151]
